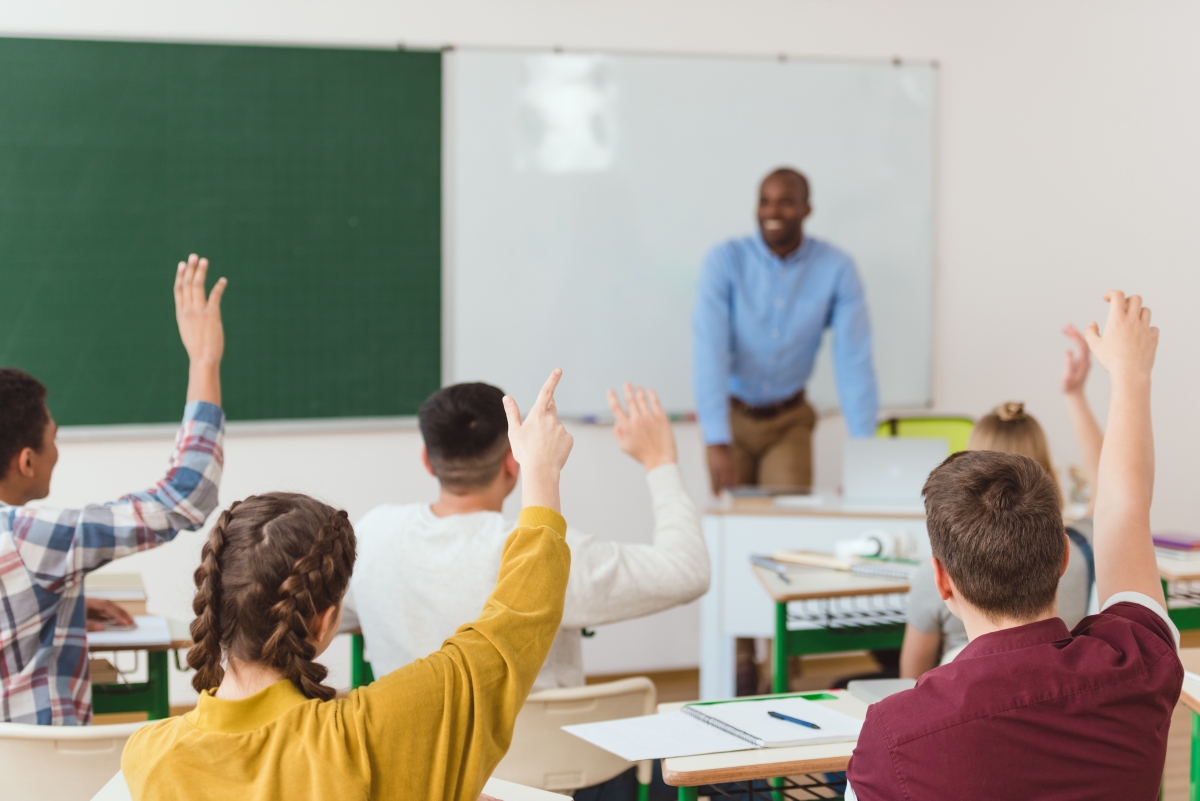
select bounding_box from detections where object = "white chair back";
[492,677,656,793]
[0,720,150,801]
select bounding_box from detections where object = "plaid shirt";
[0,401,223,725]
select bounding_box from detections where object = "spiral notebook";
[563,695,862,761]
[683,696,863,748]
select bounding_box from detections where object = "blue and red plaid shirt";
[0,401,223,724]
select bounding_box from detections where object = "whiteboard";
[447,49,935,417]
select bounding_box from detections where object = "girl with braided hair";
[123,370,575,801]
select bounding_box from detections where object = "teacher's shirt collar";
[753,232,813,265]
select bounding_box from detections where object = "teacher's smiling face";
[757,169,812,258]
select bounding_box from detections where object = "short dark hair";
[0,369,50,480]
[763,167,810,204]
[922,450,1065,622]
[418,382,510,491]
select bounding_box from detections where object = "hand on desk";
[85,598,134,632]
[607,383,677,471]
[707,444,737,495]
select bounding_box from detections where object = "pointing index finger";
[534,368,563,411]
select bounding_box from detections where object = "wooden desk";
[659,690,868,800]
[701,500,927,699]
[753,564,910,694]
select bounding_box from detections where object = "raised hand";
[607,383,677,471]
[175,254,227,406]
[1083,291,1159,381]
[503,369,574,512]
[1061,323,1091,395]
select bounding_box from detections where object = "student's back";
[854,603,1178,796]
[350,381,708,690]
[848,293,1182,801]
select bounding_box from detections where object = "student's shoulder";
[1085,595,1182,655]
[355,503,428,537]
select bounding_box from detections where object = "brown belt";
[730,389,806,420]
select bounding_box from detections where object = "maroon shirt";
[848,602,1182,800]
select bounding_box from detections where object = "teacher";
[693,167,879,495]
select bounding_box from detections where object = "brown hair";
[187,492,357,700]
[968,402,1061,507]
[922,450,1065,622]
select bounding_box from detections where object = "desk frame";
[90,620,191,721]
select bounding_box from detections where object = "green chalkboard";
[0,37,441,425]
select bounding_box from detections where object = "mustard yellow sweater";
[122,507,570,801]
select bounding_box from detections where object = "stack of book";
[1153,533,1200,562]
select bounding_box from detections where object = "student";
[847,293,1182,799]
[348,381,709,690]
[0,255,226,725]
[901,325,1104,676]
[123,371,575,801]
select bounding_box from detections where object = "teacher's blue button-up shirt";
[692,234,879,444]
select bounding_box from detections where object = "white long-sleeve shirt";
[347,464,710,690]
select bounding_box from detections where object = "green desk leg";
[91,650,170,720]
[637,781,649,801]
[351,632,375,689]
[1192,711,1200,801]
[774,601,789,694]
[677,787,699,801]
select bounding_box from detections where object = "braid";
[187,502,240,693]
[260,510,355,701]
[184,493,356,702]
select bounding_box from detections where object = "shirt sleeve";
[559,463,710,629]
[692,245,735,445]
[847,705,907,801]
[904,560,944,636]
[1102,593,1180,649]
[5,400,224,593]
[829,255,880,438]
[345,507,571,801]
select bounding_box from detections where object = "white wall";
[9,0,1200,702]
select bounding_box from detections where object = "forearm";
[831,292,879,439]
[1064,390,1103,494]
[521,468,562,513]
[899,624,941,679]
[1093,374,1159,605]
[561,469,708,628]
[186,358,221,406]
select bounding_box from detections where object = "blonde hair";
[967,402,1062,508]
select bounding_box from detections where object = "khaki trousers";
[729,398,817,490]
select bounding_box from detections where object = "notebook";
[1153,532,1200,551]
[563,692,864,761]
[683,696,863,748]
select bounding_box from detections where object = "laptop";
[842,438,949,508]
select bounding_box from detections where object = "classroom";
[2,2,1199,800]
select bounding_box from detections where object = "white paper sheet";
[87,616,171,649]
[562,711,758,761]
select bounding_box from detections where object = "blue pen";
[768,710,821,729]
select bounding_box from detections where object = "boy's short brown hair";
[923,450,1066,622]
